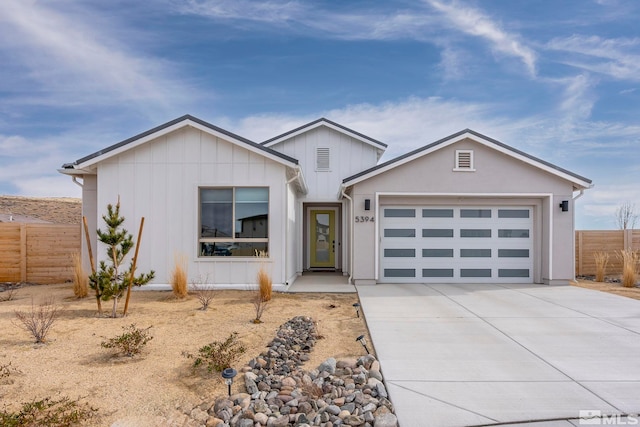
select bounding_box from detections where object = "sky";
[0,0,639,230]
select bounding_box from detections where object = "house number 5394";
[355,216,374,223]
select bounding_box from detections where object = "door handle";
[332,240,335,253]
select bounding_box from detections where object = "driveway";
[356,283,640,427]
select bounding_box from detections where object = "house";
[59,115,592,288]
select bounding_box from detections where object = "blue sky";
[0,0,638,229]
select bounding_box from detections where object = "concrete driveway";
[356,283,640,427]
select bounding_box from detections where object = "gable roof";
[60,114,299,173]
[342,129,592,190]
[261,118,388,155]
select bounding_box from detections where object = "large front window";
[199,187,268,257]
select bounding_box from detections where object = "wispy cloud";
[0,0,194,116]
[178,0,437,41]
[424,0,537,76]
[547,35,640,81]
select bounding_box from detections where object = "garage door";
[380,206,533,283]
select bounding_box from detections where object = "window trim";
[198,186,269,257]
[453,149,475,171]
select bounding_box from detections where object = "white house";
[60,115,592,288]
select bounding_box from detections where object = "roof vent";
[316,147,330,171]
[454,150,475,171]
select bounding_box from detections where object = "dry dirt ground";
[0,284,369,426]
[0,195,81,224]
[572,278,640,301]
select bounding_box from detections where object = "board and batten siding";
[94,126,288,286]
[270,127,378,201]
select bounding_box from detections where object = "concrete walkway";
[357,283,640,427]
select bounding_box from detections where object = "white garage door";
[380,206,533,283]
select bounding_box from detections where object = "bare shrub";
[183,332,246,374]
[101,324,153,357]
[190,275,215,311]
[170,253,188,299]
[14,297,61,344]
[618,249,639,288]
[0,284,19,302]
[0,395,98,426]
[594,251,609,282]
[0,362,20,380]
[252,291,269,324]
[71,252,88,298]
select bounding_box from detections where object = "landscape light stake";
[356,334,370,354]
[352,302,361,318]
[83,216,101,314]
[221,368,237,396]
[123,217,145,316]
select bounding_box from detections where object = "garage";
[379,205,534,283]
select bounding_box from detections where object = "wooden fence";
[0,223,81,284]
[575,229,640,276]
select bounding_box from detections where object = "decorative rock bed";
[178,316,397,427]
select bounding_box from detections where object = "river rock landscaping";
[175,316,397,427]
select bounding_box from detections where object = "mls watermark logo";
[580,410,603,425]
[579,410,639,425]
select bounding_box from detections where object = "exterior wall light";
[221,367,237,396]
[364,199,371,211]
[352,302,361,318]
[356,334,370,354]
[559,200,569,212]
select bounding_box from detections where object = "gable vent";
[316,147,330,171]
[454,150,475,171]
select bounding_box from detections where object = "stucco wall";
[348,138,578,284]
[94,126,289,285]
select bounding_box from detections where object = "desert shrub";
[170,253,188,299]
[190,275,215,311]
[0,284,19,302]
[618,249,639,288]
[0,362,20,380]
[183,332,246,373]
[0,395,97,427]
[101,324,153,357]
[14,297,61,344]
[593,251,609,282]
[70,253,88,299]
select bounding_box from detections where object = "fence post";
[20,224,27,282]
[577,231,583,276]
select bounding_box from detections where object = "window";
[384,229,416,237]
[316,147,330,171]
[384,208,416,217]
[454,150,475,171]
[199,187,268,257]
[461,209,491,218]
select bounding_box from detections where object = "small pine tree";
[89,200,155,317]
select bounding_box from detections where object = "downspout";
[72,176,83,188]
[284,168,301,287]
[571,189,585,282]
[340,186,354,284]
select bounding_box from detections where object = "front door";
[310,210,336,268]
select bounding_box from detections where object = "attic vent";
[316,147,330,171]
[454,150,475,171]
